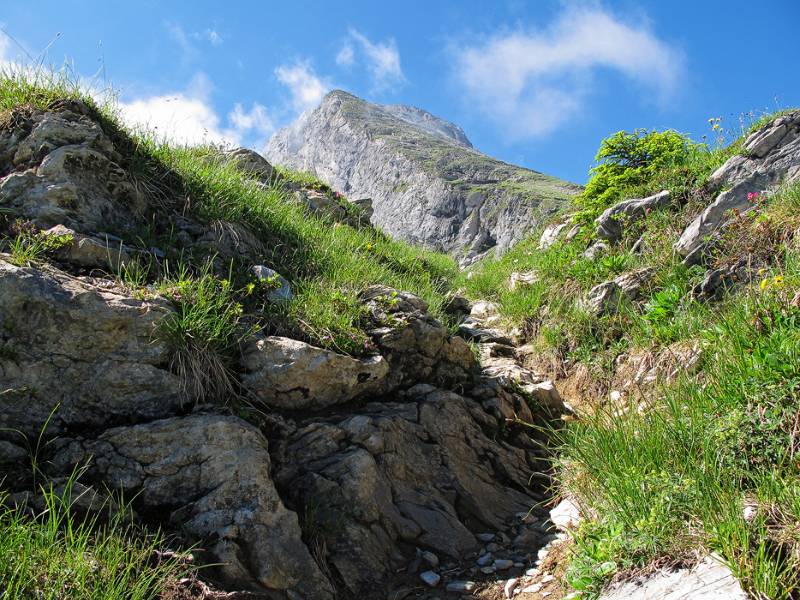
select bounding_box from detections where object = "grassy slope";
[460,119,800,598]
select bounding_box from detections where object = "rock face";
[0,257,182,438]
[265,90,580,262]
[676,110,800,260]
[54,414,335,598]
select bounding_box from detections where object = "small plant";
[4,226,73,267]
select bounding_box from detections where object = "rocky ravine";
[265,90,581,263]
[0,100,571,599]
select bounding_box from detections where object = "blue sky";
[1,0,798,183]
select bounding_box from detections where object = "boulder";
[0,258,182,439]
[596,190,671,243]
[509,270,538,291]
[222,147,277,182]
[241,335,389,410]
[676,110,800,260]
[54,414,334,599]
[583,240,609,260]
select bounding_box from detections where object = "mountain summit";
[265,90,580,261]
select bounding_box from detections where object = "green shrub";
[574,129,700,224]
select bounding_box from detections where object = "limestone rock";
[241,335,389,410]
[538,221,569,250]
[44,224,132,270]
[596,190,671,243]
[265,90,580,261]
[550,497,581,531]
[273,386,543,597]
[55,414,334,599]
[583,240,609,260]
[222,147,277,182]
[600,555,746,600]
[582,281,623,316]
[676,110,800,260]
[0,104,146,235]
[0,257,182,439]
[509,270,538,291]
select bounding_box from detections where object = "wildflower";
[245,282,256,295]
[758,267,768,276]
[708,117,714,123]
[221,279,230,289]
[760,278,770,290]
[747,192,754,201]
[365,243,374,251]
[773,275,785,288]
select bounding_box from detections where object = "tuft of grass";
[0,474,189,599]
[1,226,73,267]
[156,260,256,404]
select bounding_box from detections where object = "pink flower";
[747,192,754,200]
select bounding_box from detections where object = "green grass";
[0,475,189,599]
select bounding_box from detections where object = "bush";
[574,129,700,224]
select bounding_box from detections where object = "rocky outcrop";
[54,414,334,599]
[265,90,580,262]
[0,101,148,235]
[582,268,654,316]
[676,110,800,261]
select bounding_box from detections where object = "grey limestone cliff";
[265,90,580,262]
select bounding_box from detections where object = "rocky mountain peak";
[265,90,580,262]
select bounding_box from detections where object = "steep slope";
[265,90,581,262]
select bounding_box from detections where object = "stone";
[512,529,542,549]
[0,258,182,439]
[493,559,514,571]
[265,90,580,260]
[445,581,476,593]
[44,225,132,270]
[540,574,555,583]
[54,415,334,599]
[0,440,27,464]
[614,267,655,301]
[509,271,538,291]
[596,190,671,243]
[522,583,542,593]
[583,240,609,260]
[550,497,581,531]
[676,111,800,260]
[504,577,519,598]
[241,335,389,410]
[476,532,496,542]
[599,556,746,600]
[223,147,277,182]
[421,551,439,567]
[524,381,566,413]
[582,280,623,317]
[443,294,471,319]
[481,566,496,574]
[538,221,569,250]
[477,553,493,566]
[251,264,293,302]
[420,571,441,587]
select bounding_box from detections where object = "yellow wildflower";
[773,275,785,288]
[760,278,770,290]
[245,282,256,295]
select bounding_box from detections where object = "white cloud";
[275,60,331,112]
[452,6,684,138]
[335,44,354,67]
[343,29,405,91]
[118,73,274,148]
